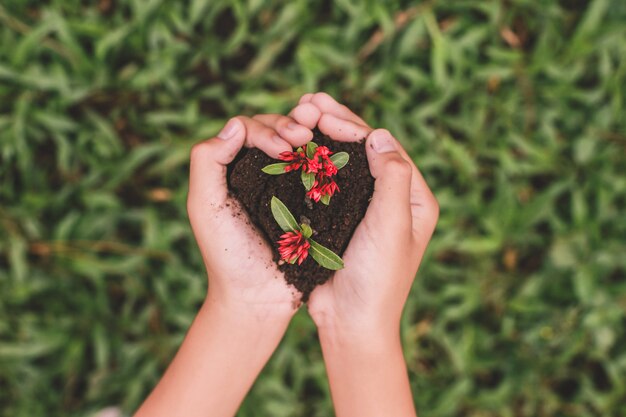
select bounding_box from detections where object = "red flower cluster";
[307,176,340,202]
[279,148,306,172]
[313,146,338,177]
[279,144,340,202]
[277,230,310,265]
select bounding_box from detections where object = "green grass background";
[1,0,625,416]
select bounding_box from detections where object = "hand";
[296,93,439,339]
[136,113,317,417]
[187,113,314,317]
[291,93,439,417]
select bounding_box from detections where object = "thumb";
[363,129,413,234]
[188,118,246,209]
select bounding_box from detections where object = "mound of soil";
[227,129,374,302]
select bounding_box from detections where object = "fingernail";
[287,122,299,130]
[370,129,396,153]
[218,119,240,140]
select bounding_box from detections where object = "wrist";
[203,291,295,332]
[316,317,401,355]
[311,304,400,348]
[317,319,415,417]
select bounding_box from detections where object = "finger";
[363,129,413,236]
[310,92,369,127]
[318,113,372,142]
[252,114,313,147]
[188,118,246,208]
[386,139,439,241]
[235,116,291,158]
[288,102,322,129]
[298,93,314,104]
[406,159,439,241]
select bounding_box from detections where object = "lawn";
[1,0,625,416]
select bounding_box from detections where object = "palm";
[191,197,296,307]
[307,217,392,324]
[308,204,426,333]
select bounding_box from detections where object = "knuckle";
[298,93,314,104]
[298,102,320,115]
[246,125,275,144]
[277,115,293,128]
[384,157,412,178]
[312,92,332,103]
[232,115,249,127]
[260,126,278,140]
[190,141,212,160]
[312,92,343,111]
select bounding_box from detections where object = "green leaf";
[271,197,300,233]
[301,171,316,190]
[320,195,331,205]
[262,163,289,175]
[309,240,344,270]
[301,223,313,238]
[330,152,349,169]
[305,141,318,158]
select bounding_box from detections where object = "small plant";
[271,196,344,270]
[262,142,349,205]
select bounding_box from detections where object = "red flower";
[277,230,310,265]
[321,160,338,177]
[305,156,322,173]
[313,146,338,177]
[278,145,339,177]
[278,149,307,172]
[306,176,340,202]
[316,146,331,156]
[277,144,342,204]
[279,145,324,173]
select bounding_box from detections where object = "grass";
[1,0,625,416]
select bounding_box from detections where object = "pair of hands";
[136,93,438,417]
[187,92,439,341]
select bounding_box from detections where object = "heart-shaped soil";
[227,129,374,301]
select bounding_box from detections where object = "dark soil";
[228,129,374,302]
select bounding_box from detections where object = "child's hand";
[137,114,315,417]
[290,93,438,417]
[187,114,312,318]
[296,93,439,340]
